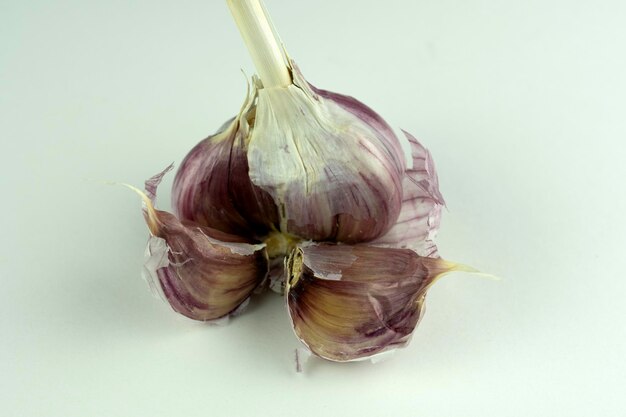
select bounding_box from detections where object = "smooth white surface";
[2,1,625,416]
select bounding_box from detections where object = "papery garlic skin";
[147,211,268,321]
[285,243,457,362]
[371,131,445,257]
[247,65,406,242]
[142,167,269,321]
[222,1,407,243]
[305,76,406,173]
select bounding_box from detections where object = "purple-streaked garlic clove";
[172,88,279,241]
[285,243,459,362]
[246,63,406,242]
[141,167,268,321]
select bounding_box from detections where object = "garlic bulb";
[173,66,406,244]
[133,0,453,363]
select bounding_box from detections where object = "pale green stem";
[226,0,292,88]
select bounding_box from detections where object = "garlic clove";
[285,243,458,362]
[370,130,445,257]
[141,166,269,321]
[246,62,406,242]
[171,85,279,241]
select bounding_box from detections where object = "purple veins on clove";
[141,166,268,322]
[285,244,461,362]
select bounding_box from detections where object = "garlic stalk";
[226,0,291,88]
[132,0,452,362]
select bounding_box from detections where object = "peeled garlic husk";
[285,243,460,362]
[142,166,269,321]
[370,130,445,257]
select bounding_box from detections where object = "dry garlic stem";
[226,0,292,88]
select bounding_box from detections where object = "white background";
[2,0,625,415]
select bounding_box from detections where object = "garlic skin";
[247,65,406,242]
[370,131,445,257]
[142,167,269,321]
[285,243,458,362]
